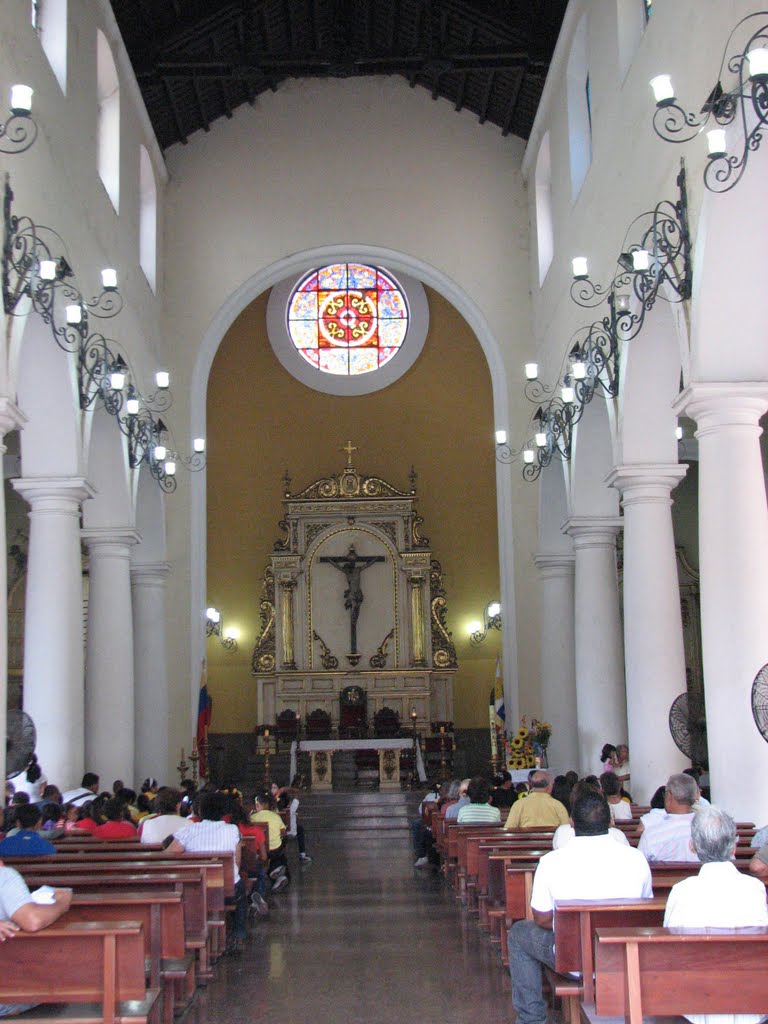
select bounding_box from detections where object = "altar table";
[290,738,427,791]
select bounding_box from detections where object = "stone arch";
[617,298,686,465]
[82,406,133,530]
[568,397,618,518]
[189,244,519,730]
[690,143,768,382]
[15,314,81,477]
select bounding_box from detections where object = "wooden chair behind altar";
[339,685,368,738]
[306,708,333,739]
[373,706,401,738]
[276,709,299,748]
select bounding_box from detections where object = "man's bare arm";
[12,889,72,932]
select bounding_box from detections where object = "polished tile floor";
[187,831,516,1024]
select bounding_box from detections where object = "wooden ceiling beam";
[161,77,187,145]
[501,65,524,137]
[137,46,534,80]
[478,69,495,125]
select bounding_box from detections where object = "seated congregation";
[0,765,312,1021]
[421,762,768,1024]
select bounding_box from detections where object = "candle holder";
[189,740,200,786]
[407,708,419,789]
[263,729,271,787]
[177,749,189,784]
[438,726,450,782]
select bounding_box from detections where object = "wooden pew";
[14,866,213,984]
[11,849,232,968]
[545,897,667,1023]
[466,831,555,913]
[586,925,768,1024]
[0,920,159,1024]
[62,890,192,1024]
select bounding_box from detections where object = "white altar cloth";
[290,738,427,782]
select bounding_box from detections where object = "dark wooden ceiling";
[109,0,567,150]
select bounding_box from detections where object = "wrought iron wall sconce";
[468,601,502,646]
[649,13,768,193]
[206,607,239,651]
[568,163,691,317]
[0,85,38,155]
[504,164,692,482]
[2,179,205,493]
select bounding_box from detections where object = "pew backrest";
[0,920,148,1024]
[592,925,768,1024]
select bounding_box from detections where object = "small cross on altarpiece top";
[340,440,357,466]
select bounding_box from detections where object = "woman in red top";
[92,797,137,839]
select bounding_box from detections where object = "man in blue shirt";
[0,805,56,857]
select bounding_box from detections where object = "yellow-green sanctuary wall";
[206,285,502,732]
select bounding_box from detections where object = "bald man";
[504,771,569,829]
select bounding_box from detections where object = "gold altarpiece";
[251,448,457,731]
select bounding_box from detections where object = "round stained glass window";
[287,262,409,376]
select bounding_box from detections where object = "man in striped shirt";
[456,777,502,824]
[167,792,247,950]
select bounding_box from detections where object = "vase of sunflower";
[508,725,529,770]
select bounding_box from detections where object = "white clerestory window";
[97,29,120,212]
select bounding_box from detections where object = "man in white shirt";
[61,772,100,807]
[638,773,699,862]
[167,792,246,950]
[508,790,652,1024]
[665,804,768,1024]
[139,787,188,845]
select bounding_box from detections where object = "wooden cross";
[340,440,357,466]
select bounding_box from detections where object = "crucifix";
[340,440,357,467]
[320,544,385,658]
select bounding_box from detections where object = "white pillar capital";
[674,382,768,436]
[130,561,171,585]
[0,398,26,438]
[563,515,623,548]
[13,477,95,514]
[81,527,141,556]
[606,464,688,507]
[534,553,575,580]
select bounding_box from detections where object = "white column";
[607,465,690,801]
[131,561,171,785]
[0,400,26,783]
[564,516,627,775]
[82,528,139,786]
[534,554,578,772]
[675,384,768,823]
[12,477,94,789]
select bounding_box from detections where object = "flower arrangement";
[506,717,552,770]
[532,719,552,749]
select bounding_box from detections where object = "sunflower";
[516,726,528,739]
[511,736,523,750]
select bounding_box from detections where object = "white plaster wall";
[522,0,768,794]
[160,74,542,755]
[0,0,167,399]
[523,0,758,379]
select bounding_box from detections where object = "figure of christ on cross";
[320,545,385,655]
